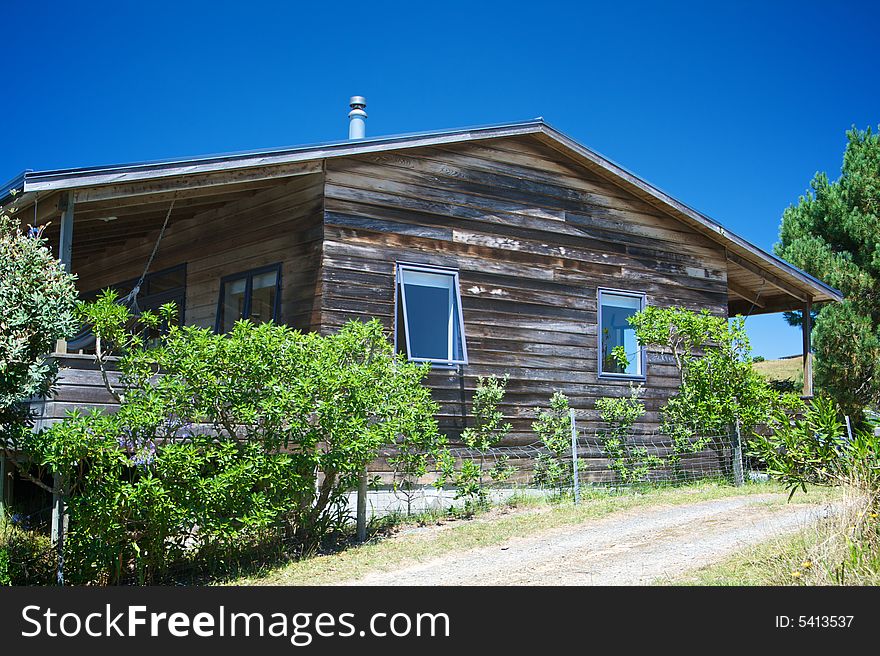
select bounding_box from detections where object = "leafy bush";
[461,375,512,451]
[749,396,879,498]
[20,294,442,583]
[42,415,305,584]
[0,524,55,585]
[532,392,573,495]
[596,386,663,484]
[629,307,779,465]
[748,396,880,584]
[0,210,77,443]
[445,376,513,512]
[446,458,487,510]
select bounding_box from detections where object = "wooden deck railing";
[30,353,121,431]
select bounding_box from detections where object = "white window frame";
[597,287,647,380]
[395,262,468,366]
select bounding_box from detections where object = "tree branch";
[0,446,57,494]
[94,335,122,403]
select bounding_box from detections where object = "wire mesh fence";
[355,417,745,520]
[1,410,749,584]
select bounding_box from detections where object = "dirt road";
[338,495,833,586]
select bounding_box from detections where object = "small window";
[216,264,281,332]
[598,288,646,378]
[396,263,468,365]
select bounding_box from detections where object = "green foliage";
[446,376,512,512]
[451,458,489,511]
[750,396,880,588]
[0,542,8,586]
[596,386,662,484]
[0,211,77,441]
[23,297,441,583]
[532,392,574,494]
[749,397,879,499]
[813,303,879,421]
[532,392,573,455]
[775,126,880,419]
[748,395,880,585]
[461,375,511,450]
[596,386,646,431]
[388,395,449,516]
[0,523,55,585]
[488,456,516,485]
[629,307,778,460]
[531,455,571,495]
[611,345,630,372]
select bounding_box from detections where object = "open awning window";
[396,263,468,366]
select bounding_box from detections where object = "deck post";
[56,192,74,355]
[802,298,813,398]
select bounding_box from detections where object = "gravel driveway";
[338,495,834,586]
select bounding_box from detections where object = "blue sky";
[2,1,876,358]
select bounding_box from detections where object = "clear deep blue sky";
[3,1,877,358]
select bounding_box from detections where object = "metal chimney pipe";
[348,96,367,139]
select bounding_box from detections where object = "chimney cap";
[349,95,367,109]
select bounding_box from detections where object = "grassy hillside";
[753,356,804,389]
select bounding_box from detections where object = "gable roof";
[1,119,842,306]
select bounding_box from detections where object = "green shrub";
[596,386,663,484]
[532,392,573,495]
[748,396,880,583]
[445,376,512,512]
[749,396,880,499]
[0,546,8,586]
[18,293,442,584]
[629,307,779,466]
[0,209,77,446]
[449,458,487,510]
[0,525,55,585]
[461,375,512,451]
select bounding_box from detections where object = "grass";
[753,357,804,388]
[235,480,797,586]
[673,484,878,586]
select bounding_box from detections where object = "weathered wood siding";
[73,174,324,332]
[30,355,121,431]
[320,136,729,444]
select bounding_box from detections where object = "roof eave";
[17,120,547,194]
[0,171,28,209]
[4,118,843,305]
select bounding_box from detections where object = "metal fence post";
[731,421,744,487]
[51,472,66,585]
[356,469,368,543]
[0,456,6,522]
[570,409,580,504]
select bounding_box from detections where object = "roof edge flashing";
[19,119,548,192]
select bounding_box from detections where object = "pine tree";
[775,126,880,419]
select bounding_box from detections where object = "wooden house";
[1,112,842,457]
